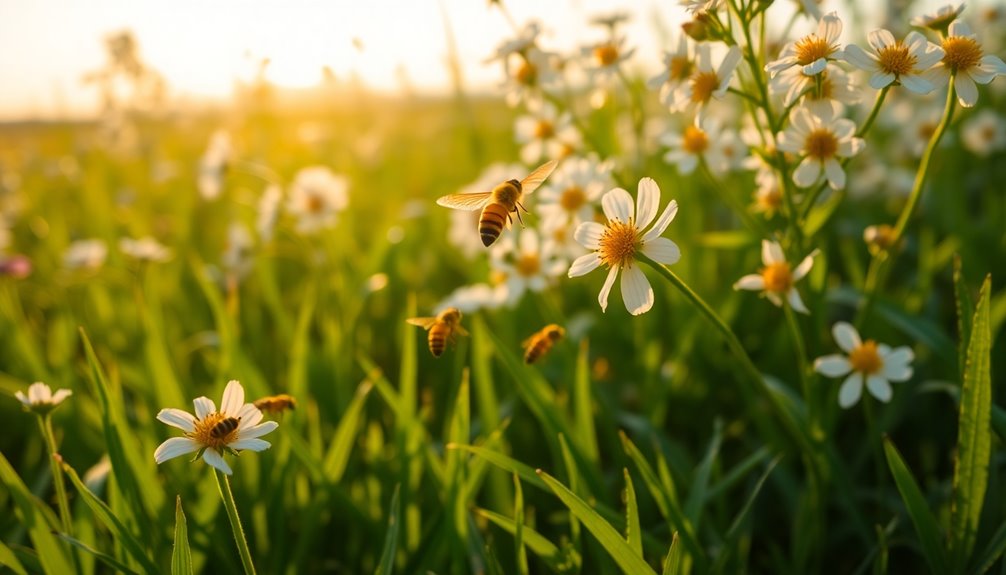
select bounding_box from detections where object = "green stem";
[727,86,762,106]
[38,415,74,536]
[861,394,886,511]
[856,86,890,138]
[215,469,258,575]
[783,302,811,405]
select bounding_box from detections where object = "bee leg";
[514,207,525,227]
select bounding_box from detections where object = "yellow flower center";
[942,36,984,72]
[516,253,541,277]
[560,185,586,211]
[689,70,720,103]
[189,412,241,450]
[794,35,835,66]
[865,224,897,251]
[515,60,538,86]
[307,194,325,213]
[804,128,838,159]
[877,42,917,76]
[682,125,709,154]
[848,340,884,375]
[598,220,639,269]
[669,56,694,80]
[534,120,555,139]
[594,44,620,67]
[552,225,570,244]
[756,189,783,211]
[760,262,793,293]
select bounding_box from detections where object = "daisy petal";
[832,322,861,352]
[788,289,809,314]
[635,178,660,230]
[762,240,784,265]
[641,237,681,265]
[838,372,863,408]
[793,157,822,188]
[793,252,815,281]
[734,274,764,291]
[867,29,895,51]
[842,44,878,71]
[866,375,893,402]
[230,438,272,452]
[236,403,264,429]
[824,158,846,189]
[598,266,619,313]
[193,397,215,419]
[220,380,245,416]
[954,74,979,107]
[642,199,678,242]
[814,355,853,377]
[620,265,654,316]
[569,252,602,277]
[154,437,199,464]
[202,449,233,475]
[881,347,914,381]
[601,188,634,223]
[240,421,279,440]
[574,222,606,250]
[157,408,197,432]
[900,74,934,94]
[50,389,73,405]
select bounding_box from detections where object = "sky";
[0,0,963,119]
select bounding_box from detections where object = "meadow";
[1,2,1006,574]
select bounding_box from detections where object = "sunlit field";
[2,1,1006,573]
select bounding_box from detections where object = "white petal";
[236,403,264,429]
[15,391,30,406]
[635,178,660,230]
[814,355,853,377]
[574,222,605,250]
[802,58,828,76]
[202,449,233,475]
[569,252,602,277]
[620,265,654,316]
[838,373,863,408]
[598,266,619,313]
[677,154,699,175]
[900,74,935,94]
[601,188,634,223]
[734,274,765,291]
[955,74,979,107]
[50,389,73,405]
[869,72,896,90]
[867,29,896,51]
[641,237,681,265]
[157,408,197,432]
[193,397,215,419]
[762,240,785,265]
[787,289,809,314]
[842,44,878,71]
[154,437,200,464]
[220,380,245,416]
[230,438,272,452]
[832,322,861,352]
[792,252,815,281]
[881,347,914,381]
[239,421,279,440]
[824,158,846,190]
[793,157,822,188]
[28,382,49,403]
[766,292,783,307]
[866,375,893,403]
[642,199,678,242]
[820,12,843,43]
[914,47,945,70]
[948,21,971,38]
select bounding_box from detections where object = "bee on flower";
[535,156,612,228]
[489,228,567,305]
[661,117,745,175]
[286,166,349,234]
[514,101,581,165]
[814,322,914,408]
[924,20,1006,107]
[766,13,845,88]
[777,105,864,190]
[733,240,816,313]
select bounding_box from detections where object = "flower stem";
[783,302,811,404]
[856,85,889,138]
[38,415,74,536]
[215,469,258,575]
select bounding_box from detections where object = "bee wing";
[518,159,558,197]
[454,324,470,337]
[436,192,492,211]
[520,335,536,349]
[406,317,438,330]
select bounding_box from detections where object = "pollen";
[598,220,640,269]
[189,412,240,450]
[848,340,884,375]
[669,56,694,80]
[306,194,325,213]
[942,36,984,72]
[516,253,541,277]
[559,185,587,211]
[534,120,555,139]
[682,125,709,154]
[877,43,917,76]
[594,44,620,67]
[760,262,793,293]
[804,128,838,159]
[689,71,720,103]
[794,35,834,67]
[515,60,538,86]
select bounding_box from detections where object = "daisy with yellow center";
[154,380,278,475]
[648,35,695,110]
[661,118,745,175]
[16,382,72,415]
[514,101,581,164]
[910,3,965,33]
[568,178,680,315]
[536,156,612,228]
[581,36,635,81]
[843,30,944,93]
[777,105,864,189]
[287,166,349,234]
[766,12,845,78]
[665,44,741,116]
[490,228,567,305]
[814,322,914,408]
[923,20,1006,107]
[734,240,815,313]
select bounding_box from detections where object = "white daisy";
[667,44,742,116]
[568,178,681,316]
[777,105,864,190]
[766,13,845,97]
[661,117,742,175]
[499,47,563,108]
[814,322,914,408]
[536,156,611,228]
[286,166,349,234]
[120,236,172,262]
[490,228,567,305]
[734,240,815,313]
[541,216,588,261]
[222,223,254,277]
[198,130,232,201]
[961,109,1006,155]
[257,184,282,242]
[910,3,965,32]
[15,382,72,415]
[64,239,107,271]
[843,30,944,93]
[581,36,635,82]
[925,20,1006,107]
[648,36,695,110]
[514,101,581,165]
[154,380,278,475]
[436,283,509,314]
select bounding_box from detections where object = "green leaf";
[662,532,685,575]
[287,280,316,401]
[684,421,722,527]
[322,380,373,483]
[514,474,529,575]
[558,434,582,543]
[0,538,28,575]
[951,275,993,569]
[970,518,1006,575]
[447,445,548,492]
[476,508,581,573]
[172,496,193,575]
[375,485,401,575]
[57,533,141,575]
[952,255,975,381]
[573,339,599,464]
[883,438,949,574]
[624,469,643,557]
[710,456,781,573]
[62,462,159,575]
[537,469,658,575]
[0,452,70,575]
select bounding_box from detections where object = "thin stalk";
[783,302,811,405]
[861,394,886,509]
[215,469,258,575]
[727,86,763,106]
[698,159,770,239]
[38,415,79,572]
[856,86,890,138]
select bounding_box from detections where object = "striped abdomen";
[479,202,511,247]
[428,322,450,357]
[524,339,552,364]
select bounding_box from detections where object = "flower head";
[766,13,845,78]
[120,236,172,262]
[910,3,965,33]
[661,117,745,175]
[814,322,914,408]
[734,240,815,313]
[287,166,349,234]
[15,382,72,415]
[198,130,232,201]
[568,178,680,315]
[154,380,278,475]
[961,109,1006,156]
[64,239,108,271]
[777,106,864,189]
[490,228,567,305]
[843,30,944,93]
[648,35,696,109]
[668,44,741,116]
[925,21,1006,107]
[514,101,581,164]
[536,156,611,227]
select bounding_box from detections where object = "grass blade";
[172,496,193,575]
[375,485,401,575]
[0,451,72,575]
[710,456,781,573]
[952,255,975,380]
[951,275,993,569]
[624,468,643,557]
[477,508,582,573]
[0,539,28,575]
[662,532,685,575]
[57,533,141,575]
[449,444,549,491]
[537,469,658,575]
[883,438,949,574]
[970,519,1006,575]
[684,421,722,527]
[514,474,530,575]
[574,339,599,464]
[322,380,373,483]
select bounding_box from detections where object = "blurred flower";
[777,106,864,189]
[436,283,509,314]
[666,44,741,117]
[814,322,913,408]
[15,382,72,415]
[649,35,696,110]
[864,223,901,254]
[536,156,611,228]
[64,239,107,271]
[120,236,172,262]
[794,0,825,20]
[502,47,563,108]
[766,13,845,89]
[787,68,862,117]
[681,0,723,14]
[734,240,815,313]
[83,455,112,495]
[581,36,635,83]
[490,228,566,305]
[154,380,278,475]
[910,3,965,33]
[843,30,943,93]
[222,223,254,277]
[752,168,784,217]
[0,254,31,278]
[487,21,541,62]
[257,184,282,242]
[568,178,680,315]
[925,20,1006,107]
[589,11,631,31]
[541,216,588,260]
[961,109,1006,155]
[286,167,349,234]
[198,130,232,201]
[514,101,580,164]
[661,117,743,175]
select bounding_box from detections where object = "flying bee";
[253,394,297,416]
[522,324,566,364]
[437,160,558,247]
[406,307,470,358]
[209,416,241,439]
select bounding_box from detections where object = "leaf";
[573,339,599,464]
[62,462,159,575]
[883,438,949,574]
[322,380,373,483]
[477,508,581,573]
[0,539,28,575]
[172,496,193,575]
[970,518,1006,575]
[0,453,69,575]
[624,469,643,557]
[57,533,141,575]
[662,532,685,575]
[710,456,781,573]
[513,474,529,575]
[375,485,401,575]
[684,421,722,527]
[537,469,658,575]
[953,255,975,381]
[951,275,993,569]
[448,445,548,492]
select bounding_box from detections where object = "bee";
[209,416,241,439]
[522,324,566,364]
[253,394,297,416]
[406,307,470,357]
[436,160,558,247]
